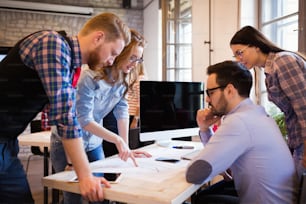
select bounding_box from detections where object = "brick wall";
[0,1,144,46]
[0,0,143,158]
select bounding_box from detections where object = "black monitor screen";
[0,47,12,62]
[140,81,204,133]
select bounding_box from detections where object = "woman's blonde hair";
[94,29,147,97]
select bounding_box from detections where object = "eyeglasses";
[205,86,226,97]
[233,45,249,58]
[129,55,144,64]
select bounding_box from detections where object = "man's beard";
[87,46,104,69]
[209,94,227,117]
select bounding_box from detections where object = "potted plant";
[272,112,287,140]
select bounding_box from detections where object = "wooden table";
[18,131,55,204]
[42,140,204,204]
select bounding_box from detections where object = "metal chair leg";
[25,154,34,174]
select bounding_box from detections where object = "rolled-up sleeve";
[113,96,129,120]
[19,31,82,139]
[199,128,214,144]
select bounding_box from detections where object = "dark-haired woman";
[230,25,306,179]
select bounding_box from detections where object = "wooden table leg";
[43,146,48,204]
[51,166,59,204]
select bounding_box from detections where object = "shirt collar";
[223,98,253,120]
[69,36,82,69]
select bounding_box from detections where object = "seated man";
[186,61,298,204]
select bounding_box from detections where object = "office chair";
[299,172,306,204]
[25,119,49,173]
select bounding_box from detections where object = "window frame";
[257,0,305,114]
[162,0,192,81]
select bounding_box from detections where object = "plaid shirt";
[265,51,306,149]
[19,31,82,139]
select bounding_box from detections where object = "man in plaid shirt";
[0,12,130,203]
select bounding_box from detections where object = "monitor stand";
[155,139,172,147]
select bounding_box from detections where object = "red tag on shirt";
[72,67,81,88]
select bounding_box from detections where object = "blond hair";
[94,29,147,97]
[79,12,130,45]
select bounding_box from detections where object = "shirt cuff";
[199,128,213,144]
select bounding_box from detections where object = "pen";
[172,145,194,149]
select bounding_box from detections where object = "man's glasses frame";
[205,86,226,97]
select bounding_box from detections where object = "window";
[258,0,303,115]
[260,0,298,51]
[162,0,192,81]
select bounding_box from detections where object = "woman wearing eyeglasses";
[50,29,152,204]
[230,25,306,179]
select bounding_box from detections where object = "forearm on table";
[62,137,92,179]
[83,121,122,144]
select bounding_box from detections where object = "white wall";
[192,0,239,84]
[142,0,241,83]
[143,0,162,80]
[192,0,210,83]
[240,0,258,27]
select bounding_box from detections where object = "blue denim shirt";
[76,67,128,152]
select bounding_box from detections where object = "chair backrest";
[129,128,140,149]
[30,120,44,155]
[30,120,42,133]
[299,172,306,204]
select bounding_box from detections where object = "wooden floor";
[20,156,58,204]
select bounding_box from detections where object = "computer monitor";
[0,47,12,62]
[0,55,6,61]
[139,81,204,146]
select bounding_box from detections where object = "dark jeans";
[195,180,239,204]
[51,132,107,204]
[0,139,34,204]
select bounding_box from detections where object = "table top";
[18,131,51,148]
[42,140,203,204]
